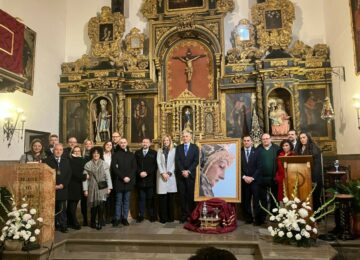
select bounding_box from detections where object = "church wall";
[0,1,67,160]
[324,0,360,156]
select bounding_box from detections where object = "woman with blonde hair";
[156,135,177,223]
[83,139,94,162]
[19,139,45,163]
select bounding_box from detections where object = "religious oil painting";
[23,26,36,94]
[195,139,241,203]
[298,87,328,137]
[99,23,114,42]
[267,88,293,138]
[264,9,283,30]
[129,97,154,143]
[167,0,204,10]
[225,92,252,138]
[90,97,113,144]
[24,129,50,153]
[350,0,360,73]
[63,98,88,144]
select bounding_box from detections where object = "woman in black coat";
[67,145,86,230]
[296,132,322,212]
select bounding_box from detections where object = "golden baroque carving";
[231,74,248,84]
[130,80,149,90]
[313,44,329,59]
[306,70,325,80]
[216,0,235,13]
[155,27,171,42]
[231,19,256,50]
[270,60,288,67]
[251,0,295,50]
[203,22,219,37]
[141,0,157,19]
[289,40,313,59]
[88,6,125,58]
[125,27,145,56]
[174,14,195,31]
[68,85,81,93]
[269,68,291,79]
[61,55,97,74]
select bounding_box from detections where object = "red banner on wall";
[0,9,25,74]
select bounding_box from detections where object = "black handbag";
[97,180,108,190]
[93,173,108,190]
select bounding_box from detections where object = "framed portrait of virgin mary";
[165,0,208,14]
[195,139,241,203]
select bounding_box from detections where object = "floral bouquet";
[261,176,336,247]
[0,197,43,247]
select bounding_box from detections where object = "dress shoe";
[254,221,264,226]
[136,216,144,223]
[122,219,130,226]
[245,219,253,224]
[90,223,97,229]
[112,219,120,227]
[96,223,102,230]
[82,220,88,227]
[71,224,81,230]
[149,216,157,222]
[60,227,68,233]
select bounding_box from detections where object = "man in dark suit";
[241,135,262,225]
[45,143,72,233]
[112,132,121,153]
[135,138,157,222]
[63,136,77,159]
[175,130,199,223]
[111,138,137,226]
[288,129,300,152]
[44,134,59,158]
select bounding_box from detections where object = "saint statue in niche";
[268,98,290,136]
[182,107,193,131]
[97,99,111,142]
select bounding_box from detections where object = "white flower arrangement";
[261,175,336,247]
[0,197,43,245]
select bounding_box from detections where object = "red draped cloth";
[0,9,24,74]
[184,198,237,234]
[275,151,296,201]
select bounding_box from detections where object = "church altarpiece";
[59,0,336,155]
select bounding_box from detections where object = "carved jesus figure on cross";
[173,48,206,91]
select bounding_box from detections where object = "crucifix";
[173,48,206,92]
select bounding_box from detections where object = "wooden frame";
[221,89,255,139]
[349,0,360,74]
[297,85,332,139]
[22,26,36,95]
[164,0,208,15]
[24,129,50,153]
[126,95,158,144]
[195,138,241,203]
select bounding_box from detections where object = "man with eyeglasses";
[112,132,121,153]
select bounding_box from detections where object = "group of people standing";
[241,130,322,225]
[19,130,199,232]
[19,128,321,231]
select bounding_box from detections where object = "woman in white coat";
[157,135,177,223]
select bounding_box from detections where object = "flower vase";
[4,240,23,251]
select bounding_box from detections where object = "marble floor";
[46,219,355,260]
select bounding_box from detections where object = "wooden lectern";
[279,156,313,205]
[0,163,55,244]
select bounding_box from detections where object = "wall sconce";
[0,101,26,147]
[353,94,360,129]
[321,96,335,123]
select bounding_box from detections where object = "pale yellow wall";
[0,1,67,160]
[324,0,360,154]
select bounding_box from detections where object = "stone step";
[49,234,259,260]
[51,251,256,260]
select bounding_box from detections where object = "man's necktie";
[184,144,189,156]
[246,149,250,162]
[143,150,147,157]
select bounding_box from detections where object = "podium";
[0,163,55,244]
[279,156,313,205]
